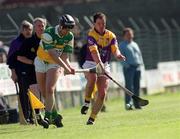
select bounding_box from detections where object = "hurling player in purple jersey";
[81,12,125,125]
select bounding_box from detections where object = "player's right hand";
[69,67,75,75]
[64,67,75,75]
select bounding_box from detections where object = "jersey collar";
[94,28,106,36]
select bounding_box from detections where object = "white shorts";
[34,57,60,73]
[82,60,110,75]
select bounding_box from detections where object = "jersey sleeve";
[7,40,18,69]
[110,33,119,54]
[87,36,98,52]
[41,32,54,50]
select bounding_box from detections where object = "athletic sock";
[51,110,58,120]
[89,113,96,121]
[44,111,51,120]
[85,96,91,102]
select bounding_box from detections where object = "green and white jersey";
[37,25,74,63]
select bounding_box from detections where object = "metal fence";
[82,16,180,69]
[130,18,180,69]
[1,13,180,69]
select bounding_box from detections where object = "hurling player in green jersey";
[34,14,75,128]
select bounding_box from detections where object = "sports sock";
[51,110,58,120]
[85,99,90,103]
[44,111,51,119]
[85,96,91,102]
[89,113,96,121]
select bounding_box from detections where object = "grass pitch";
[0,92,180,139]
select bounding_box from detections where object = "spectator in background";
[7,20,33,123]
[34,14,75,128]
[17,18,47,125]
[7,20,33,82]
[0,47,7,63]
[0,41,9,55]
[119,27,144,110]
[80,12,125,125]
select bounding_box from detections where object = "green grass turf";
[0,92,180,139]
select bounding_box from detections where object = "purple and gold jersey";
[86,28,118,63]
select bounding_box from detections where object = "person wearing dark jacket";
[7,20,33,82]
[7,20,33,123]
[17,18,47,125]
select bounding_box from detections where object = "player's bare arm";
[48,49,72,74]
